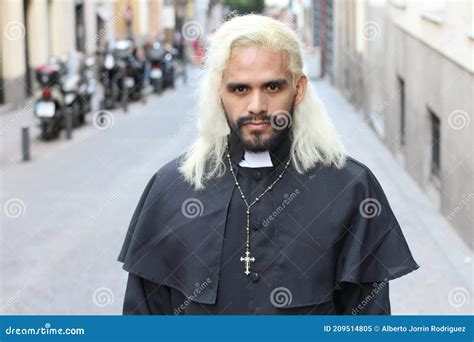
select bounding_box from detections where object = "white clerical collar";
[239,150,274,168]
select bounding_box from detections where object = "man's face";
[220,46,307,152]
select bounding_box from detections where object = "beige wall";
[390,0,473,72]
[27,0,49,68]
[333,0,474,247]
[384,25,473,246]
[383,1,473,246]
[84,0,98,55]
[150,0,165,39]
[114,0,143,40]
[1,0,81,104]
[1,0,27,104]
[333,0,366,110]
[1,0,27,80]
[50,0,76,59]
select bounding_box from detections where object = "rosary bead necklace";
[226,142,291,275]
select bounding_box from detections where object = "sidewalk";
[313,78,472,314]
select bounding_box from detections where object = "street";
[1,70,471,315]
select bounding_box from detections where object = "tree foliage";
[224,0,265,14]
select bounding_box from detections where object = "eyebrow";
[226,78,289,91]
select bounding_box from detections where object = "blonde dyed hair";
[179,14,346,190]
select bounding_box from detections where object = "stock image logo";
[92,110,115,130]
[359,198,381,218]
[3,198,26,219]
[92,287,114,308]
[181,198,204,219]
[270,110,292,130]
[270,287,293,308]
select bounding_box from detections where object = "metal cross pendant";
[240,250,255,276]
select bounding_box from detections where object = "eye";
[266,83,281,92]
[234,86,247,94]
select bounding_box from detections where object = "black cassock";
[118,134,419,315]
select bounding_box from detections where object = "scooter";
[113,40,146,107]
[61,51,91,127]
[162,46,176,89]
[83,57,96,113]
[34,60,66,140]
[147,41,166,94]
[150,40,176,90]
[100,42,119,109]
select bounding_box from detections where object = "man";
[118,14,419,315]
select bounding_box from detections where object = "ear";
[294,74,308,107]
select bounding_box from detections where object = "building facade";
[332,0,473,247]
[1,0,120,106]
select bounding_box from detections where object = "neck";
[239,150,274,168]
[227,131,292,167]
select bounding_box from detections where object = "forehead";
[222,46,291,84]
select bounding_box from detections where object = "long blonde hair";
[179,14,346,190]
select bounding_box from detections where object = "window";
[75,3,85,52]
[429,108,441,178]
[398,76,406,146]
[390,0,407,9]
[420,0,446,25]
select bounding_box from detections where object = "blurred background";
[0,0,472,315]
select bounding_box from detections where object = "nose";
[247,90,267,116]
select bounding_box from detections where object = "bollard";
[122,89,128,113]
[21,125,30,162]
[65,109,73,140]
[183,64,188,85]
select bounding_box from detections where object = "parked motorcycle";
[147,40,176,93]
[84,57,96,112]
[100,42,120,109]
[147,41,166,94]
[34,60,66,140]
[61,51,92,127]
[113,40,146,104]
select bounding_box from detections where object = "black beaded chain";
[226,143,291,275]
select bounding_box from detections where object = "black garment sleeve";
[118,173,157,263]
[336,167,419,285]
[123,273,173,315]
[333,281,391,315]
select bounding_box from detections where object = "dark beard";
[224,104,294,153]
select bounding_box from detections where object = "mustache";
[236,114,272,128]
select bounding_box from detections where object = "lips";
[243,121,270,129]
